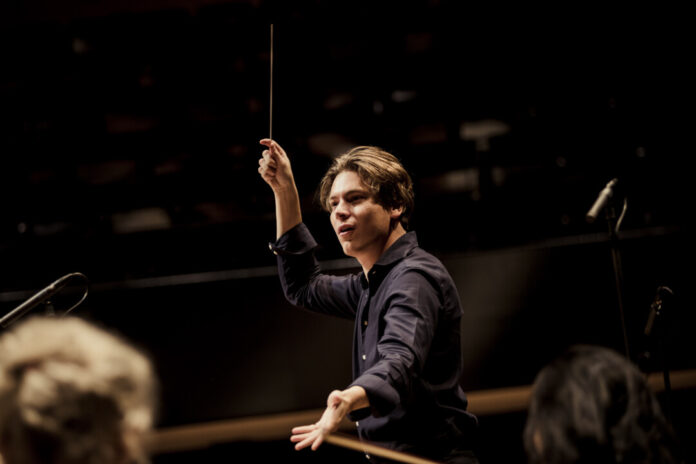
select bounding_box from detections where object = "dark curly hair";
[524,345,680,464]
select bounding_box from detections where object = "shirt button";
[362,354,366,360]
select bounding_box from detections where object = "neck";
[359,223,406,277]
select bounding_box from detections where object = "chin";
[340,242,356,257]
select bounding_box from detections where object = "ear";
[389,206,403,220]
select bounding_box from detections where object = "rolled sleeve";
[349,373,401,419]
[272,222,359,320]
[269,222,318,256]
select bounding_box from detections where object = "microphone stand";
[605,199,631,360]
[587,179,630,359]
[657,304,672,422]
[640,286,674,421]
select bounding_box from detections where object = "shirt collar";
[375,230,418,268]
[360,231,418,287]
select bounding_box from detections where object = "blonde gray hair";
[0,316,157,464]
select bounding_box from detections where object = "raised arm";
[258,139,302,238]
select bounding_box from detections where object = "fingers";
[258,148,279,183]
[311,435,325,451]
[258,161,276,178]
[259,138,275,153]
[259,139,287,159]
[290,428,317,451]
[260,150,277,168]
[258,139,293,191]
[291,425,315,434]
[291,432,323,451]
[294,434,316,451]
[258,146,279,173]
[290,432,309,443]
[290,423,326,451]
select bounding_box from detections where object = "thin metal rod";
[269,23,273,140]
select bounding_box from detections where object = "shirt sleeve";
[270,222,359,320]
[349,268,440,418]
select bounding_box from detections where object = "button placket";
[357,287,370,369]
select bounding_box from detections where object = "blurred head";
[524,345,678,464]
[318,146,414,230]
[0,316,157,464]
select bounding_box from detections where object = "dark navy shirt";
[271,223,477,460]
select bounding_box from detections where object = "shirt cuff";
[267,222,318,256]
[349,373,400,418]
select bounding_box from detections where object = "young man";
[258,139,478,463]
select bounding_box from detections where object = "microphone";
[0,272,88,328]
[586,178,618,223]
[644,286,674,337]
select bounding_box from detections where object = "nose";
[333,199,350,220]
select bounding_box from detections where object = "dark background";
[1,2,694,463]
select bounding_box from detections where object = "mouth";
[337,224,355,238]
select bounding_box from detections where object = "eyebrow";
[328,188,370,202]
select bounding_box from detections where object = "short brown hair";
[318,146,414,228]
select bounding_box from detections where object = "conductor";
[258,139,478,463]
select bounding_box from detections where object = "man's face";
[328,170,398,262]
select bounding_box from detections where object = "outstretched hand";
[290,386,368,451]
[290,390,350,451]
[258,139,295,192]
